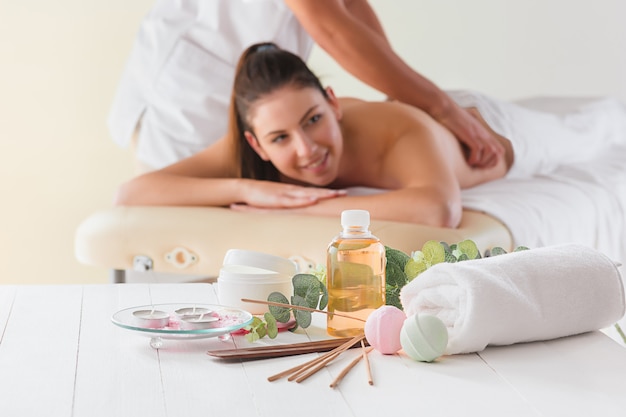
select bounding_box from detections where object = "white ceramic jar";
[217,249,297,314]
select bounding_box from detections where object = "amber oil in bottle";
[327,210,386,337]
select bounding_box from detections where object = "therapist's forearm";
[343,0,389,44]
[287,0,450,118]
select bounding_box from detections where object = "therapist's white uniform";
[108,0,314,170]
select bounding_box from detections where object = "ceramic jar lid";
[222,249,297,276]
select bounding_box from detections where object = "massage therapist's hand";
[237,181,346,209]
[436,103,504,168]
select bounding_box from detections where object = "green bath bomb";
[400,313,448,362]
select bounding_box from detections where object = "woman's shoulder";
[337,96,366,109]
[338,97,429,115]
[338,97,436,129]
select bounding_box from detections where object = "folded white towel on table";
[400,244,625,355]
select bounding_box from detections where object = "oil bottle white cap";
[341,209,370,229]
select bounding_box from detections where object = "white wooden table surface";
[1,283,625,417]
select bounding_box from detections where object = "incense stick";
[361,339,373,385]
[288,348,344,382]
[267,354,328,382]
[269,348,338,382]
[329,346,374,388]
[268,334,363,382]
[240,298,366,322]
[268,341,353,382]
[208,338,356,360]
[292,334,365,383]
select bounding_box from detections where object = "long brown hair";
[228,42,328,180]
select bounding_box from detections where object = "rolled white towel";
[400,244,625,355]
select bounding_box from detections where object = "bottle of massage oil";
[327,210,386,337]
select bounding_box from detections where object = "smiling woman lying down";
[113,42,626,229]
[86,43,626,282]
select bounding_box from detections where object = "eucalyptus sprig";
[244,313,278,342]
[243,273,327,342]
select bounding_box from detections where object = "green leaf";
[444,252,457,263]
[385,286,403,310]
[385,254,409,308]
[245,331,259,343]
[457,253,469,262]
[385,246,410,270]
[264,312,278,339]
[490,247,508,256]
[247,316,263,329]
[440,241,451,255]
[244,316,265,343]
[410,250,424,262]
[457,239,480,260]
[404,258,427,280]
[514,246,529,252]
[386,261,407,287]
[267,291,291,323]
[292,274,318,298]
[293,273,324,308]
[422,240,445,266]
[268,291,289,304]
[294,310,312,328]
[318,283,328,310]
[310,264,327,286]
[291,295,312,328]
[256,324,267,339]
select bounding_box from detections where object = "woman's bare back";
[335,98,510,190]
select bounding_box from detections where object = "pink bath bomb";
[364,305,406,354]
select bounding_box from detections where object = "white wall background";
[312,0,626,102]
[1,0,625,284]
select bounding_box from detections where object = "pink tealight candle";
[132,309,170,329]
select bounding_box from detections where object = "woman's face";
[244,85,343,186]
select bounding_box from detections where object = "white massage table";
[74,97,626,282]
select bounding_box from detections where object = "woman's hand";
[237,180,346,209]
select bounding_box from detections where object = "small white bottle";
[326,210,386,337]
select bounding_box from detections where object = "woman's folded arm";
[231,185,462,228]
